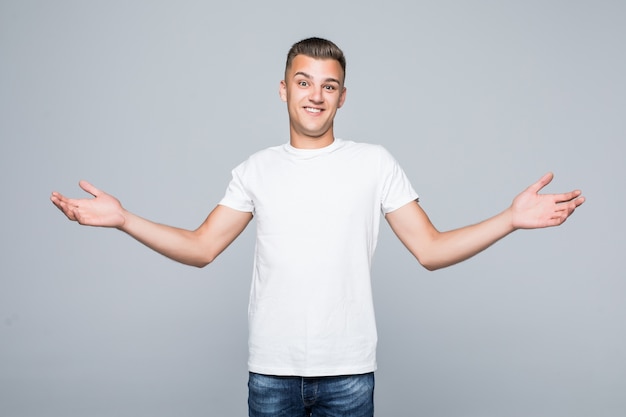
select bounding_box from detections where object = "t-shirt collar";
[284,138,343,158]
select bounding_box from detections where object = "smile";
[304,107,322,113]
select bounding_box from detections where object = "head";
[281,38,348,148]
[285,37,346,84]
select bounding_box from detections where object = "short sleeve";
[218,164,255,213]
[379,147,419,214]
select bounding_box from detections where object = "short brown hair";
[285,37,346,80]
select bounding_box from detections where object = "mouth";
[304,107,323,114]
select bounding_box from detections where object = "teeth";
[305,107,321,113]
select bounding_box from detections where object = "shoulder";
[233,143,286,170]
[338,139,398,163]
[248,143,285,160]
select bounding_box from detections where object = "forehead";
[287,55,345,83]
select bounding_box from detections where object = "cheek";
[286,91,300,104]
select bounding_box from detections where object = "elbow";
[192,260,211,269]
[420,260,443,272]
[188,252,217,269]
[415,255,436,271]
[192,255,215,269]
[171,251,211,268]
[419,255,462,272]
[416,253,446,272]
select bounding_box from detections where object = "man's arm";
[385,173,585,271]
[50,180,253,268]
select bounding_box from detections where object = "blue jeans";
[248,372,375,417]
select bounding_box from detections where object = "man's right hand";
[50,180,126,228]
[51,180,253,267]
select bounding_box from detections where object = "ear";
[279,80,287,102]
[337,87,347,109]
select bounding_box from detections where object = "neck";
[289,131,335,150]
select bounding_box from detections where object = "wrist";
[503,205,518,232]
[116,208,131,231]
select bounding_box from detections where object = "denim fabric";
[248,372,375,417]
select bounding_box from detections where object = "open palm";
[50,180,126,228]
[510,173,584,230]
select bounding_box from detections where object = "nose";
[308,86,324,104]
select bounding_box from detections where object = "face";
[280,54,347,148]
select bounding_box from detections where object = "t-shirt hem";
[247,362,377,377]
[383,194,420,214]
[217,200,254,213]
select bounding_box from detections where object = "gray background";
[1,0,624,416]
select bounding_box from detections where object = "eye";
[298,80,309,87]
[323,84,337,91]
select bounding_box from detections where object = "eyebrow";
[294,71,341,85]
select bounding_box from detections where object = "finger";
[567,198,585,213]
[53,198,78,221]
[526,172,554,194]
[555,189,583,203]
[556,199,581,218]
[50,192,61,206]
[50,192,72,208]
[72,207,87,224]
[50,194,65,212]
[78,180,102,198]
[550,205,573,225]
[574,195,586,207]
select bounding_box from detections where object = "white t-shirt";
[219,138,418,376]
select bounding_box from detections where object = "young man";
[51,37,585,417]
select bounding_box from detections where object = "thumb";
[78,180,102,198]
[526,172,554,194]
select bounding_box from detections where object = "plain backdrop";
[1,1,624,416]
